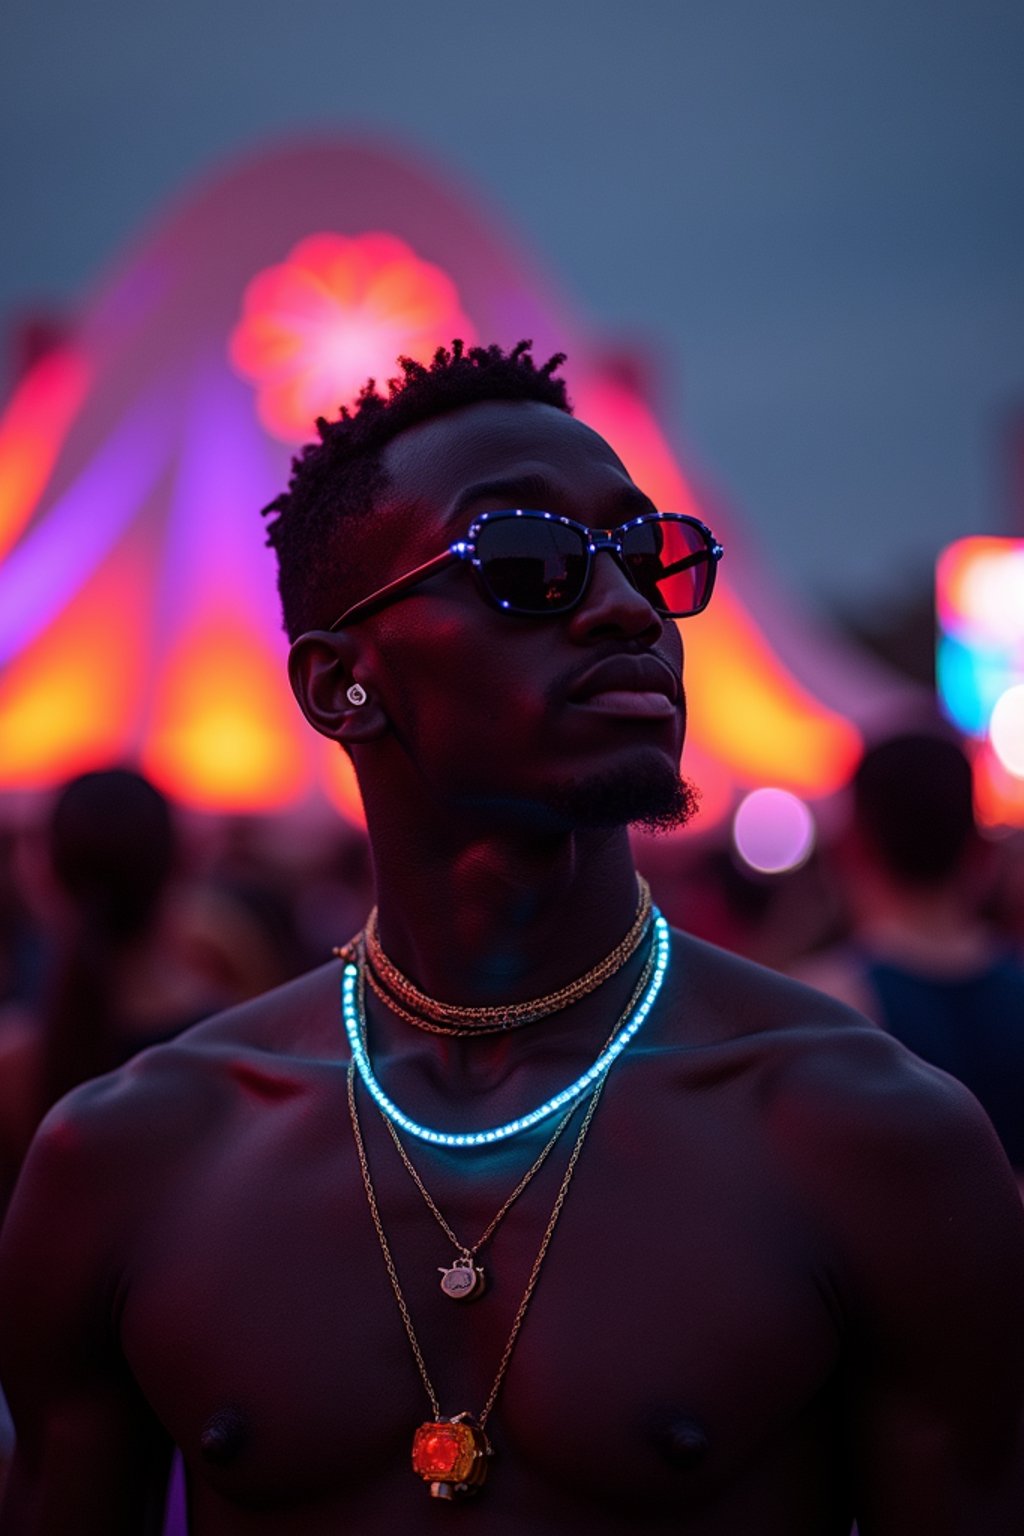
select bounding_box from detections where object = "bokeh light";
[990,684,1024,779]
[229,231,475,443]
[732,787,816,874]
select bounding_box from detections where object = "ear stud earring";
[346,683,368,707]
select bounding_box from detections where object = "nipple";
[199,1406,251,1464]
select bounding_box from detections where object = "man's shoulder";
[666,925,880,1051]
[667,927,1012,1189]
[9,962,347,1217]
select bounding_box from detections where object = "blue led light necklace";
[342,911,670,1148]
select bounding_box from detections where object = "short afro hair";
[262,339,571,640]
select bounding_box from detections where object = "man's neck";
[365,817,642,1011]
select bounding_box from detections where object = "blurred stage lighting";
[937,537,1024,735]
[732,787,816,874]
[936,537,1024,824]
[990,684,1024,779]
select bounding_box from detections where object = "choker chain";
[346,876,651,1036]
[341,911,670,1147]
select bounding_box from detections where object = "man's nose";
[566,544,664,643]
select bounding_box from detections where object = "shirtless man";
[1,341,1022,1533]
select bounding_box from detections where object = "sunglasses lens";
[476,517,588,612]
[621,518,714,615]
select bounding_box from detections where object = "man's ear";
[287,630,388,745]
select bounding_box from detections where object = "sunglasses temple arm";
[329,548,461,630]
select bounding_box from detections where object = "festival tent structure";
[0,138,915,833]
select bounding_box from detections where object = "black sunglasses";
[328,509,723,630]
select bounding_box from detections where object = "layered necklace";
[341,888,671,1499]
[357,876,653,1035]
[341,911,669,1148]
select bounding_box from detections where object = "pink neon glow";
[0,346,90,564]
[229,233,476,442]
[732,788,816,874]
[0,394,170,666]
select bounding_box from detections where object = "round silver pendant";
[438,1256,485,1300]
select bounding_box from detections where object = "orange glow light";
[973,738,1024,829]
[319,737,366,827]
[0,347,91,563]
[684,587,861,796]
[0,539,147,787]
[230,232,475,442]
[144,618,306,811]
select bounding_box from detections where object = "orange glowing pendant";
[412,1416,492,1499]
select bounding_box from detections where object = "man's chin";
[547,760,701,835]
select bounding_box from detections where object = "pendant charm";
[438,1255,485,1300]
[412,1416,492,1498]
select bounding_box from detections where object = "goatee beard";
[548,760,701,834]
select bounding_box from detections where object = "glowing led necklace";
[341,911,670,1148]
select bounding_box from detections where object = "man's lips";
[567,655,680,717]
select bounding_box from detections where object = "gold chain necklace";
[380,1100,579,1301]
[344,936,656,1499]
[376,943,656,1301]
[346,875,651,1035]
[348,1060,607,1500]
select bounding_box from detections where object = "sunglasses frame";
[327,508,723,631]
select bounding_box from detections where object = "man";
[1,341,1022,1533]
[794,729,1024,1181]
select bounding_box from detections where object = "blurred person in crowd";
[174,813,370,989]
[0,828,43,1021]
[988,829,1024,958]
[636,834,842,973]
[176,871,310,1000]
[1,344,1022,1533]
[793,730,1024,1178]
[0,768,222,1209]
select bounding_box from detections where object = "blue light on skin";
[343,914,671,1148]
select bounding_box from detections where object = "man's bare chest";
[119,1061,844,1525]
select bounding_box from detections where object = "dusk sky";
[3,1,1021,623]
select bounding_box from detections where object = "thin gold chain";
[348,1059,607,1431]
[476,1072,606,1429]
[355,876,651,1034]
[348,1062,444,1418]
[375,945,655,1257]
[379,1100,579,1257]
[345,939,654,1429]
